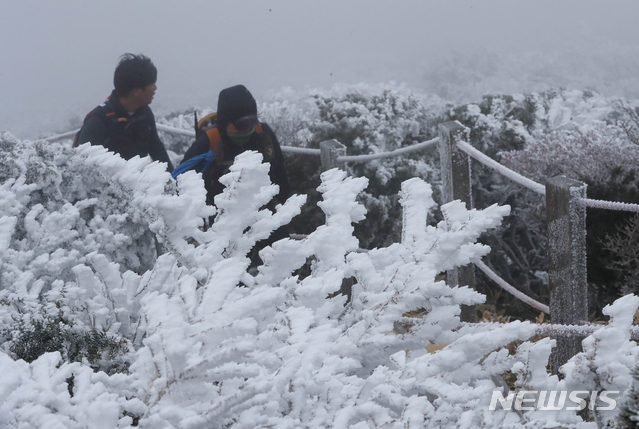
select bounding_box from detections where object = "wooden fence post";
[438,121,477,322]
[320,139,347,172]
[546,175,588,375]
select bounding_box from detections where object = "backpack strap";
[205,127,222,152]
[198,112,218,130]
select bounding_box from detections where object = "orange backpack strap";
[205,127,221,151]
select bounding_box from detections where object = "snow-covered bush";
[129,166,517,427]
[4,129,639,427]
[0,132,162,369]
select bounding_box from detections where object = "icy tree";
[4,127,639,428]
[124,158,531,428]
[0,132,211,369]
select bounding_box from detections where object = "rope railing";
[155,123,195,138]
[455,140,546,195]
[280,146,322,155]
[34,129,78,144]
[395,319,639,340]
[578,197,639,213]
[480,321,639,340]
[336,137,439,163]
[530,322,639,340]
[474,260,549,314]
[455,139,639,214]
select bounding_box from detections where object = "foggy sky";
[2,0,639,139]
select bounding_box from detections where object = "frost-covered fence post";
[438,121,476,322]
[320,139,347,172]
[546,175,588,375]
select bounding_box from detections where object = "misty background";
[2,0,639,140]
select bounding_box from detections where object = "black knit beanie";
[216,85,259,129]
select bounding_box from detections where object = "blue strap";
[171,149,215,179]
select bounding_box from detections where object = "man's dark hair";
[113,53,157,97]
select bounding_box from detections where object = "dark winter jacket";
[76,90,174,172]
[178,122,290,207]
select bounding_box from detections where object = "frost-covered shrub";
[562,294,639,427]
[4,128,639,427]
[0,132,204,369]
[0,131,161,276]
[7,316,129,373]
[127,154,533,428]
[50,85,639,321]
[308,84,444,249]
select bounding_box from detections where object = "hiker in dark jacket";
[175,84,290,208]
[75,53,174,172]
[174,85,291,253]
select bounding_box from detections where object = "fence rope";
[469,322,639,340]
[578,197,639,213]
[395,319,639,340]
[456,140,546,195]
[155,123,195,137]
[531,322,639,339]
[34,129,78,144]
[336,137,439,163]
[474,260,549,314]
[280,146,322,155]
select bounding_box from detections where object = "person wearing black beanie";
[174,85,291,249]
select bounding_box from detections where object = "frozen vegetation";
[3,83,639,427]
